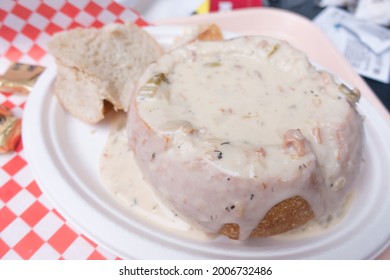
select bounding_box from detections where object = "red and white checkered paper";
[0,0,149,260]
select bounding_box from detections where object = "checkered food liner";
[0,0,147,260]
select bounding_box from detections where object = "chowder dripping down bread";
[128,36,364,240]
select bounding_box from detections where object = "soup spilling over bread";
[128,36,364,240]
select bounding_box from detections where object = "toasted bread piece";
[197,24,223,41]
[48,22,163,124]
[169,23,224,51]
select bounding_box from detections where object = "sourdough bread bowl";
[128,36,364,240]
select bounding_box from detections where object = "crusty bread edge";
[219,196,315,239]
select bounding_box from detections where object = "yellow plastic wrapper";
[0,105,21,153]
[0,63,45,153]
[0,63,45,94]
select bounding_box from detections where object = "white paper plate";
[23,26,390,259]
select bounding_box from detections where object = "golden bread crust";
[197,24,223,41]
[219,196,315,240]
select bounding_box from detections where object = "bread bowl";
[128,36,364,240]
